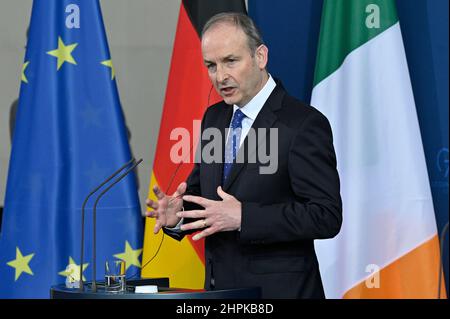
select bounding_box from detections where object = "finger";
[145,209,157,218]
[182,195,212,208]
[153,221,162,234]
[176,209,205,219]
[217,186,234,200]
[192,227,216,241]
[153,185,166,200]
[173,182,187,198]
[146,199,159,210]
[153,186,169,211]
[180,219,208,231]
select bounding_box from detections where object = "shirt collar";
[233,74,276,120]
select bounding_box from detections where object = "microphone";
[79,158,136,291]
[91,158,143,292]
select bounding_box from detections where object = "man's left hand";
[178,186,242,241]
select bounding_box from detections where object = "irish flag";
[141,0,246,289]
[311,0,445,298]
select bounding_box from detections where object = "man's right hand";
[145,182,187,234]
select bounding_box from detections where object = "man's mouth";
[220,87,236,96]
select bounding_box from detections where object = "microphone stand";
[91,158,143,292]
[79,158,136,291]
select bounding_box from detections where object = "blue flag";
[0,0,143,298]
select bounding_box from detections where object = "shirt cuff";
[164,218,184,231]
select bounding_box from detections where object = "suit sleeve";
[239,111,342,244]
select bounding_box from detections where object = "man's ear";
[255,44,269,70]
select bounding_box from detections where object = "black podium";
[51,278,261,299]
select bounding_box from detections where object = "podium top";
[51,278,261,299]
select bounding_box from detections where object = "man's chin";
[222,97,238,105]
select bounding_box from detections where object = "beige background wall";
[0,0,182,211]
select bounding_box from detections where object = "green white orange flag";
[311,0,445,298]
[141,0,246,289]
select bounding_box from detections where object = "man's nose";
[216,65,229,83]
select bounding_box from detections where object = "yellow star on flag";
[114,241,142,271]
[101,59,115,80]
[7,247,35,281]
[47,36,78,70]
[22,61,30,83]
[58,257,89,281]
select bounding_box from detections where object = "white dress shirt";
[228,75,276,146]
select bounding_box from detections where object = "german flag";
[142,0,247,289]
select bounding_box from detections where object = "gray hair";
[201,12,265,56]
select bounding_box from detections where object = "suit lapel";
[212,104,233,193]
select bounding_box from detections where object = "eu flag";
[0,0,143,298]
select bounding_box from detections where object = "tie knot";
[231,109,245,129]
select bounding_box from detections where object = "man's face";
[201,23,268,107]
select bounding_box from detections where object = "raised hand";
[178,186,242,240]
[145,182,187,234]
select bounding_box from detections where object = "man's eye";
[207,64,216,71]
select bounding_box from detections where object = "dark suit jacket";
[164,82,342,299]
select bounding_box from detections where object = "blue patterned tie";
[223,109,246,183]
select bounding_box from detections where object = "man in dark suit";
[146,12,342,299]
